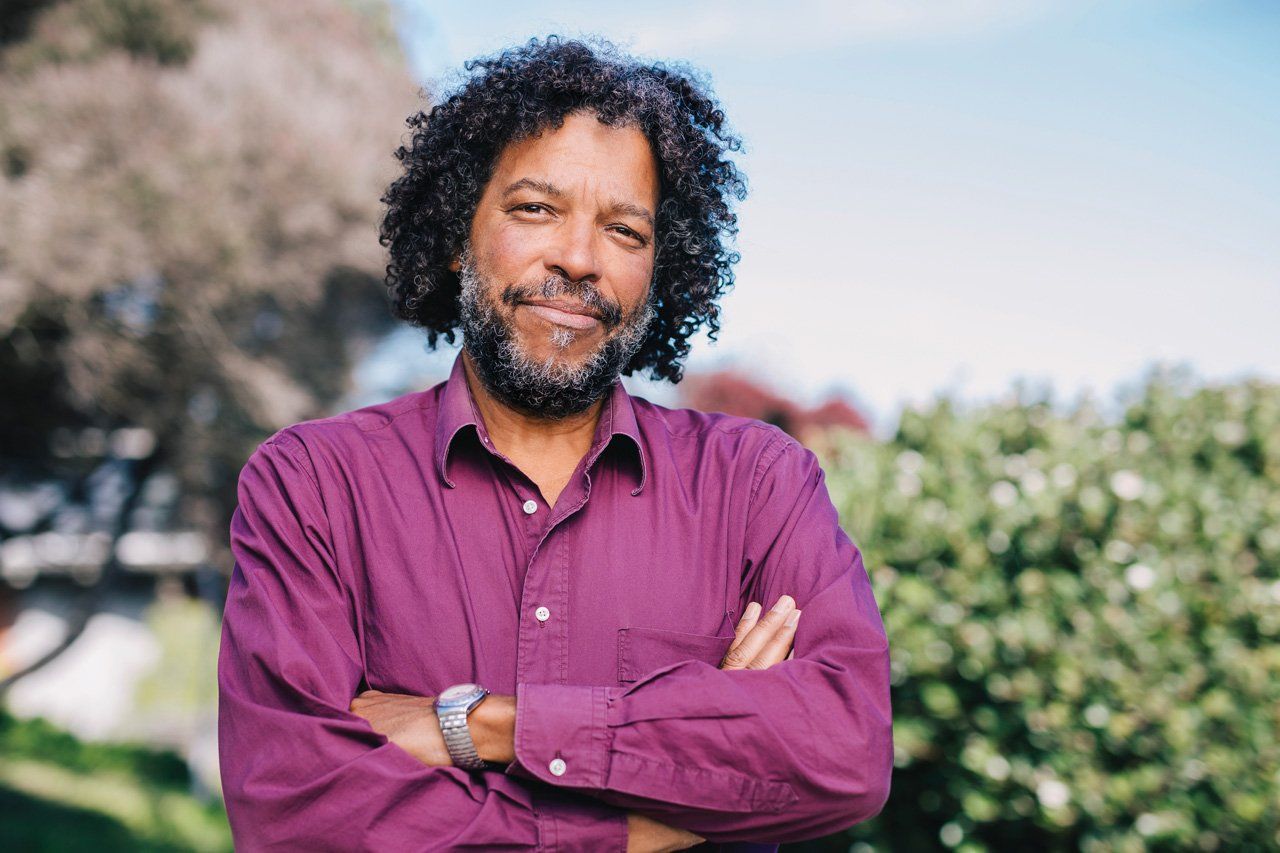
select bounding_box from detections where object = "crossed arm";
[348,596,804,852]
[218,431,892,851]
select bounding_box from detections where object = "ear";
[448,254,461,273]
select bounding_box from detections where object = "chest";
[327,447,749,698]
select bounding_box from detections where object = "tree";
[0,0,421,575]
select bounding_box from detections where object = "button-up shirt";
[218,351,893,851]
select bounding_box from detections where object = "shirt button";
[548,758,567,776]
[535,606,551,622]
[522,499,538,515]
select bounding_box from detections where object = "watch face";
[439,683,480,702]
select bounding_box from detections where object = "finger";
[725,601,762,657]
[751,609,799,669]
[720,594,794,670]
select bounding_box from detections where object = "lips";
[520,300,601,330]
[519,298,599,318]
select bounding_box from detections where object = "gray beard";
[456,251,656,420]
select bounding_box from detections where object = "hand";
[719,594,800,671]
[626,812,705,852]
[349,689,453,767]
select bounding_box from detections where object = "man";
[218,36,892,851]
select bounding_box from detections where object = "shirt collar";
[434,351,648,495]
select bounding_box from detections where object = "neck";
[460,349,606,461]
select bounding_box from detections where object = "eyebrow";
[500,177,655,229]
[500,177,564,201]
[608,201,655,229]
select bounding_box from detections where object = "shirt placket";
[513,470,594,692]
[473,419,612,797]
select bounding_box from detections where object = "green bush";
[821,365,1280,851]
[0,706,231,851]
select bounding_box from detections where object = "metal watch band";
[439,707,486,769]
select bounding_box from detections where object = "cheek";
[481,225,543,280]
[616,252,656,305]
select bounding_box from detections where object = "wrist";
[468,692,516,764]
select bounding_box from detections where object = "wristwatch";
[435,682,490,770]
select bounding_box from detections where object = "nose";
[545,215,602,285]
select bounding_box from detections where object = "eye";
[610,225,648,246]
[511,203,550,215]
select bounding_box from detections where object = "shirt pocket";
[616,626,735,685]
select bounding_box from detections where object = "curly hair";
[378,35,747,383]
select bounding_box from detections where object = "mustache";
[500,275,624,328]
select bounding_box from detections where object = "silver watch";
[435,682,490,770]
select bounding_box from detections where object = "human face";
[452,111,660,397]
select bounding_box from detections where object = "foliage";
[0,705,231,850]
[0,0,419,565]
[819,364,1280,851]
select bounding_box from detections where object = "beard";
[456,248,657,420]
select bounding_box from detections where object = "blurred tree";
[822,365,1280,851]
[0,0,419,570]
[678,368,871,446]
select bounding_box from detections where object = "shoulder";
[283,386,442,440]
[629,394,809,493]
[249,384,445,473]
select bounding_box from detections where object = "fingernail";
[772,595,795,613]
[744,601,761,619]
[785,609,801,628]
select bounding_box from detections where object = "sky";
[365,0,1280,437]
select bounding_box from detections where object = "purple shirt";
[218,351,892,851]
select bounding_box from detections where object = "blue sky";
[368,0,1279,436]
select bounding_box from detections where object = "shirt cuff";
[506,682,614,790]
[531,787,628,853]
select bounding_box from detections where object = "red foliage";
[678,370,870,443]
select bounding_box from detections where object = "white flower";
[1004,454,1028,478]
[1127,431,1152,453]
[1084,704,1110,727]
[896,471,922,497]
[985,755,1011,781]
[922,498,948,524]
[939,822,964,847]
[987,530,1011,554]
[989,480,1018,507]
[896,449,925,473]
[1020,469,1047,495]
[1051,462,1077,489]
[1136,813,1163,836]
[1110,469,1145,501]
[1213,421,1246,447]
[1125,563,1156,591]
[1104,539,1135,563]
[1036,779,1071,809]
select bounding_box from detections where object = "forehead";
[488,112,659,205]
